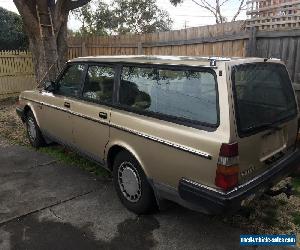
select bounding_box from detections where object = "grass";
[261,207,279,227]
[39,145,110,178]
[292,212,300,227]
[277,199,288,206]
[292,177,300,196]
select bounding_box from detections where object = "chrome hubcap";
[27,118,37,141]
[118,162,141,203]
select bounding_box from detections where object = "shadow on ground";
[4,215,159,250]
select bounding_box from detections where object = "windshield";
[232,63,298,136]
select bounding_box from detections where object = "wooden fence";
[1,21,300,96]
[68,21,300,84]
[68,21,247,59]
[0,51,35,96]
[253,29,300,85]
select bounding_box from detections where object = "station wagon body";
[16,56,300,214]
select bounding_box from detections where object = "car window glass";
[119,66,218,125]
[233,63,297,133]
[120,67,156,111]
[57,64,85,97]
[83,66,114,103]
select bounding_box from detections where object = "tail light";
[215,142,239,191]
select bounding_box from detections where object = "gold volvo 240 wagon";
[17,56,300,214]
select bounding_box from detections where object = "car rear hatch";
[231,62,299,184]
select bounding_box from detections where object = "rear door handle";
[99,112,108,119]
[64,102,70,108]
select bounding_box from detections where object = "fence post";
[82,41,87,57]
[137,42,143,55]
[246,27,257,57]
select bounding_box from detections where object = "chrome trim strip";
[109,123,212,160]
[182,149,297,195]
[182,178,226,195]
[23,97,212,160]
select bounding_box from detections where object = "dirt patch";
[0,96,29,146]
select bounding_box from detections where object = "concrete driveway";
[0,138,277,250]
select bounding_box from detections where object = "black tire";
[113,150,157,214]
[25,110,45,148]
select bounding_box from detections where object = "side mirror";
[44,81,56,92]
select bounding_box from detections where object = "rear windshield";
[232,63,297,136]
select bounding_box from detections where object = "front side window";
[233,63,297,136]
[83,66,115,103]
[57,64,85,97]
[119,66,218,126]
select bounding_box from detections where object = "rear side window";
[119,66,218,126]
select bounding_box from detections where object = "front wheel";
[113,151,157,214]
[25,110,45,148]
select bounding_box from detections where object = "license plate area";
[260,129,286,162]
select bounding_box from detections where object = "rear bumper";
[178,149,300,214]
[16,107,25,122]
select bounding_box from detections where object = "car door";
[71,64,115,164]
[37,63,86,146]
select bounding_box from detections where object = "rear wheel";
[113,151,157,214]
[25,110,45,148]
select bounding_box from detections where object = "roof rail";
[208,57,231,66]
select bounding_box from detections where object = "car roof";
[69,55,265,67]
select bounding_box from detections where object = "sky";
[0,0,247,30]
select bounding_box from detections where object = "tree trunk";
[13,0,91,85]
[29,35,61,84]
[56,17,69,72]
[29,15,68,84]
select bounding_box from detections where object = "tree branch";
[64,0,92,11]
[220,0,230,7]
[13,0,39,37]
[216,0,223,23]
[231,0,246,21]
[191,0,215,12]
[52,0,66,37]
[191,0,219,22]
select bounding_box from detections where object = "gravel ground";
[0,95,299,239]
[0,96,29,146]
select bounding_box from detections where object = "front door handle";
[99,112,108,119]
[64,102,71,108]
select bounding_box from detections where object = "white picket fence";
[0,50,36,96]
